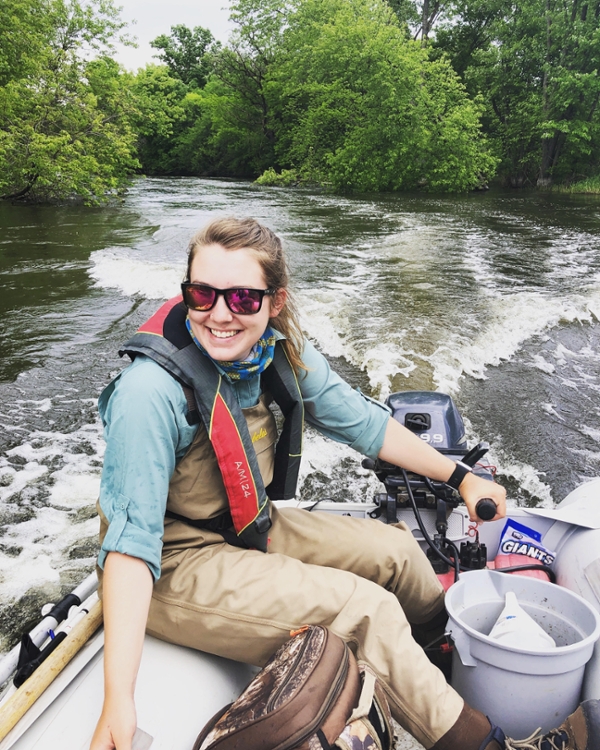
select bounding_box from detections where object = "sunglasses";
[181,283,276,315]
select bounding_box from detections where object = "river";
[1,177,600,652]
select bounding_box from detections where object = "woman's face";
[187,243,285,362]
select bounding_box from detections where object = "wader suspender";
[119,297,304,552]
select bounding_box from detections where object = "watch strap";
[446,461,472,490]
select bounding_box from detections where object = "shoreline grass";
[553,176,600,194]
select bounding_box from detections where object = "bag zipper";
[275,643,350,750]
[266,630,313,712]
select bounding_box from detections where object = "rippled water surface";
[1,178,600,650]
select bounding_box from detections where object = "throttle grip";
[475,498,497,521]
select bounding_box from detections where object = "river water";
[1,177,600,652]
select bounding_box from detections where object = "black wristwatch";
[446,461,473,490]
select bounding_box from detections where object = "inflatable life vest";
[120,297,304,552]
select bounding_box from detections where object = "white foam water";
[530,355,555,374]
[430,285,600,395]
[299,288,360,361]
[494,451,554,507]
[298,426,382,504]
[0,418,104,607]
[362,341,417,400]
[541,402,565,421]
[89,248,184,299]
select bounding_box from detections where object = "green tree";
[269,0,496,191]
[200,0,297,175]
[150,24,219,88]
[434,0,600,185]
[0,0,139,203]
[385,0,450,41]
[386,0,419,26]
[162,77,277,178]
[0,0,51,85]
[129,64,187,173]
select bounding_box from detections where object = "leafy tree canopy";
[6,0,597,199]
[129,64,187,173]
[0,0,138,204]
[433,0,600,185]
[269,0,496,191]
[171,0,299,178]
[0,0,51,85]
[150,24,219,88]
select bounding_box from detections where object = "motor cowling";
[386,391,468,453]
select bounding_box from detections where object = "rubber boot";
[430,700,600,750]
[429,703,501,750]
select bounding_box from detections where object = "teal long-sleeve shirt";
[97,338,390,580]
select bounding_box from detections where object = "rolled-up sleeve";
[97,357,191,580]
[299,341,390,459]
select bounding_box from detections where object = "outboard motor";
[364,391,495,580]
[369,391,494,512]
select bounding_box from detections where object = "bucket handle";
[447,625,477,668]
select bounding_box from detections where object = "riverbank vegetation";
[1,0,599,203]
[0,0,139,203]
[553,177,600,194]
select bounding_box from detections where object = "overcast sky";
[112,1,233,72]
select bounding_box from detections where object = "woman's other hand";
[90,552,153,750]
[378,418,507,523]
[90,695,137,749]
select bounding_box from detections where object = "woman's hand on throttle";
[459,471,506,523]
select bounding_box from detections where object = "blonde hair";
[185,217,306,373]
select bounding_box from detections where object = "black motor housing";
[386,391,467,453]
[368,390,493,517]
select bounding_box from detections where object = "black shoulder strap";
[262,344,304,500]
[181,384,200,425]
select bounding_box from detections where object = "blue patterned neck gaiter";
[186,317,277,381]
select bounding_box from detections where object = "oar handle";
[475,498,497,521]
[0,599,103,743]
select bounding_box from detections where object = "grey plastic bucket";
[445,569,600,738]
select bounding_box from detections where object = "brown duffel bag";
[193,625,394,750]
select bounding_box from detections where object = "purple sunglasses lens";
[186,286,216,310]
[226,289,262,314]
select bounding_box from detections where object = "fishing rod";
[0,571,98,687]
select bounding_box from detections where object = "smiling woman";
[90,215,511,750]
[182,218,305,371]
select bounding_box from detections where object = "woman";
[90,217,597,750]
